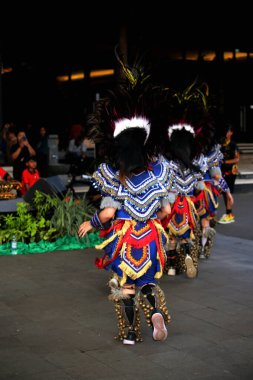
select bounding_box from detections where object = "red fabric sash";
[162,196,196,231]
[95,219,165,269]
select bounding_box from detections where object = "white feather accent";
[114,116,150,143]
[168,124,195,139]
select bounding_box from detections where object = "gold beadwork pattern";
[176,242,199,274]
[137,285,171,327]
[204,234,214,258]
[112,299,143,342]
[107,273,143,341]
[108,281,170,343]
[194,223,202,259]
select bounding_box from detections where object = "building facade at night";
[1,42,253,143]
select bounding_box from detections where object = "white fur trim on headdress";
[168,124,195,140]
[114,117,150,143]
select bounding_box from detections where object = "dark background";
[1,6,253,144]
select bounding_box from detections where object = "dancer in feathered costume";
[160,80,214,278]
[78,50,171,345]
[194,145,220,259]
[194,118,233,259]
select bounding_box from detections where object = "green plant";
[0,190,97,245]
[0,202,57,244]
[32,190,59,219]
[50,190,96,240]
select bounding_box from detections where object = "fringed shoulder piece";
[92,162,172,221]
[92,163,120,198]
[206,144,224,167]
[149,159,173,191]
[193,154,208,174]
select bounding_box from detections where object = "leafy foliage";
[0,202,57,244]
[50,190,96,239]
[0,190,97,245]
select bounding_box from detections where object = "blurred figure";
[6,127,17,164]
[67,134,94,175]
[25,121,37,147]
[10,131,36,181]
[218,124,240,224]
[68,123,83,140]
[36,126,49,177]
[67,134,87,162]
[0,122,15,163]
[21,156,40,195]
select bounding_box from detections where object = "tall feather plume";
[162,78,216,166]
[87,46,165,162]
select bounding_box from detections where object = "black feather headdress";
[162,79,216,168]
[87,47,165,167]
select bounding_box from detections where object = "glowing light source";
[89,69,114,78]
[56,72,86,82]
[71,72,85,80]
[57,69,114,82]
[235,52,248,60]
[202,52,216,61]
[2,67,13,74]
[223,52,234,60]
[56,75,69,82]
[185,51,198,61]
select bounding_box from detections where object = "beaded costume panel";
[206,144,223,169]
[92,161,171,285]
[92,161,172,221]
[165,159,202,196]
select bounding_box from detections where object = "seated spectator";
[10,131,36,181]
[67,135,95,175]
[6,128,17,164]
[67,135,88,162]
[21,156,40,195]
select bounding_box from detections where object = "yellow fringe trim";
[205,185,219,209]
[95,219,166,285]
[95,234,117,250]
[95,220,133,250]
[152,220,167,279]
[154,266,163,279]
[198,209,207,217]
[120,271,127,286]
[119,260,152,286]
[190,230,195,240]
[169,223,190,236]
[186,196,199,219]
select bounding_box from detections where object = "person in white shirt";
[67,135,95,174]
[68,135,87,159]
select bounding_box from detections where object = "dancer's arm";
[78,207,116,237]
